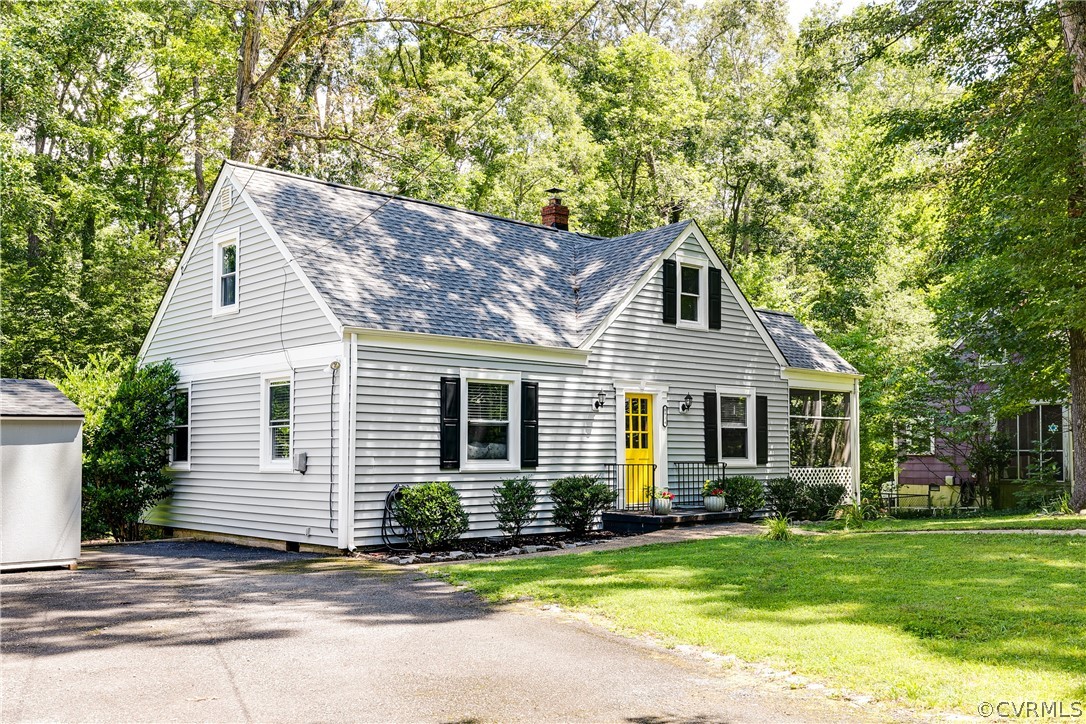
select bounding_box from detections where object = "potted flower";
[703,479,727,512]
[652,489,675,515]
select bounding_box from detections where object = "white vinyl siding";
[349,235,789,548]
[145,364,341,547]
[141,178,339,365]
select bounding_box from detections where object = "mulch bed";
[359,530,637,565]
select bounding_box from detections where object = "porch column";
[851,377,861,501]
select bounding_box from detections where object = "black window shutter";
[708,267,722,330]
[756,395,769,465]
[521,381,539,469]
[662,258,677,324]
[703,391,718,465]
[439,377,460,470]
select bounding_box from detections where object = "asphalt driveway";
[2,541,903,723]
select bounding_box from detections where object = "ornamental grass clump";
[761,515,793,541]
[393,482,469,550]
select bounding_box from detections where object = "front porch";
[599,461,855,532]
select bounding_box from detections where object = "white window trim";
[168,381,192,471]
[260,372,294,472]
[612,380,669,491]
[460,368,521,472]
[675,253,708,331]
[716,384,756,467]
[212,229,240,317]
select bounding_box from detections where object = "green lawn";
[442,534,1086,713]
[803,513,1086,533]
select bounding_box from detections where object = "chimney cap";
[545,187,565,196]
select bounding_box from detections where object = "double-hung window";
[676,255,708,329]
[460,370,520,470]
[716,385,755,465]
[261,376,292,470]
[170,384,191,468]
[213,231,239,315]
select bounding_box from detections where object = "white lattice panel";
[791,467,852,488]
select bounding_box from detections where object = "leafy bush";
[801,483,848,520]
[761,515,793,541]
[393,482,469,550]
[59,354,179,541]
[492,476,538,543]
[765,477,804,519]
[550,475,615,536]
[1013,446,1069,511]
[722,475,764,517]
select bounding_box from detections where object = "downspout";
[336,332,356,550]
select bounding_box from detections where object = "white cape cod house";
[140,162,861,550]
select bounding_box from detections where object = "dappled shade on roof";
[237,164,689,348]
[755,310,857,374]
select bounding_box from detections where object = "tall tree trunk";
[1059,1,1086,510]
[1070,329,1086,510]
[231,0,266,161]
[193,77,206,203]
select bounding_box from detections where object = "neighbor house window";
[261,376,292,468]
[460,369,521,469]
[171,385,190,467]
[213,231,239,314]
[717,385,755,464]
[789,389,851,467]
[997,404,1064,480]
[900,418,936,456]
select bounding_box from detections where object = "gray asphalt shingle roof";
[1,379,84,418]
[756,310,858,374]
[236,164,689,348]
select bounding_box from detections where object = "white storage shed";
[1,379,84,571]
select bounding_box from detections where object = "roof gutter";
[343,327,590,366]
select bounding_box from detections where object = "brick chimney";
[541,188,569,230]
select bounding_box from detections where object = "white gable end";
[140,167,341,365]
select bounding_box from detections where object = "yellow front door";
[624,393,654,504]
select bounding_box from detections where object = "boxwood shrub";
[393,482,469,550]
[550,475,615,536]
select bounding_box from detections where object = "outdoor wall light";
[680,393,693,413]
[593,390,606,411]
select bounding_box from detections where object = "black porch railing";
[602,463,658,512]
[603,462,729,511]
[671,462,728,508]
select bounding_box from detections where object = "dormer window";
[213,231,240,315]
[680,265,700,322]
[675,255,708,330]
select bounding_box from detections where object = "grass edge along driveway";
[440,533,1086,714]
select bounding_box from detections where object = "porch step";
[601,508,742,535]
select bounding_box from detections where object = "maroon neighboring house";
[897,399,1073,509]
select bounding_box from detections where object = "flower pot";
[704,495,726,512]
[653,498,673,515]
